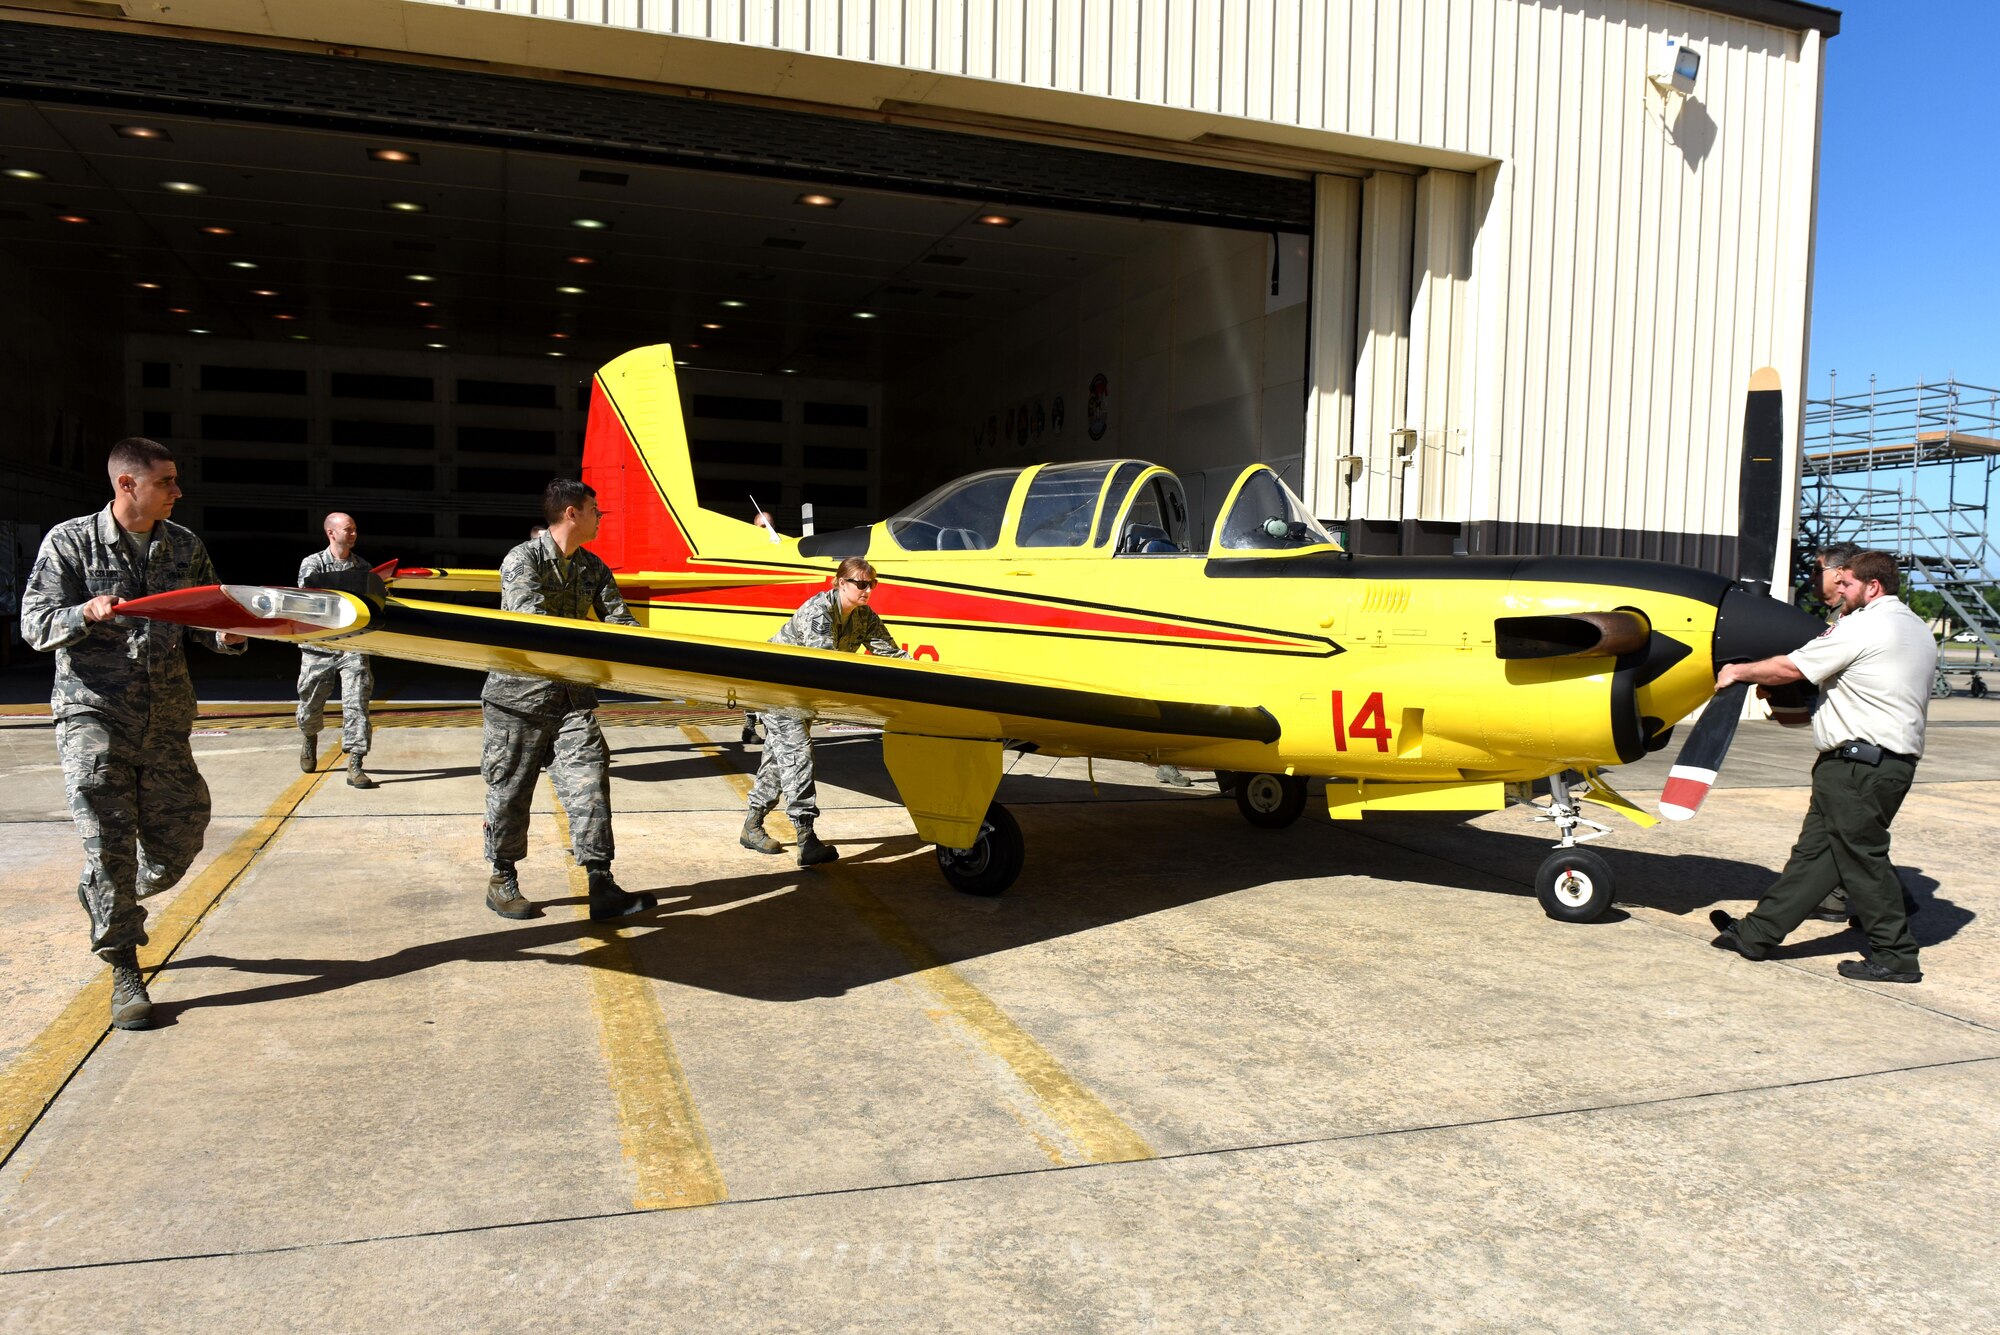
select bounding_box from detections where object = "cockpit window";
[1215,468,1335,551]
[1118,474,1192,555]
[888,468,1020,551]
[1091,462,1148,547]
[1015,462,1118,548]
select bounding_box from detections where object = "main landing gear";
[1226,771,1309,828]
[936,801,1024,897]
[1521,770,1616,922]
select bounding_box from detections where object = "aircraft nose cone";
[1712,583,1828,669]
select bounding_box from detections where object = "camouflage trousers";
[297,647,372,757]
[747,710,818,824]
[56,710,211,961]
[481,701,614,867]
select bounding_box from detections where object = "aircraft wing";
[119,584,1279,755]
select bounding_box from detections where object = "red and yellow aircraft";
[125,346,1823,918]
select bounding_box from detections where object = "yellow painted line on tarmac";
[0,746,341,1168]
[684,724,1156,1168]
[548,794,726,1211]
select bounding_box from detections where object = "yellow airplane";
[124,345,1823,919]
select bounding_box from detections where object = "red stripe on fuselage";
[637,579,1298,647]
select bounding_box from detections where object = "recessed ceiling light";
[200,225,233,236]
[274,313,297,321]
[369,148,419,164]
[168,306,191,314]
[250,289,277,297]
[974,213,1018,227]
[423,323,442,331]
[719,299,745,309]
[557,285,585,295]
[686,342,702,350]
[228,260,257,269]
[56,214,92,225]
[853,311,878,319]
[674,360,690,367]
[781,368,797,374]
[570,218,609,230]
[412,300,434,308]
[385,200,425,213]
[189,328,210,334]
[550,332,569,340]
[795,192,842,208]
[566,255,595,265]
[160,180,205,194]
[4,168,44,181]
[425,342,447,349]
[700,322,722,330]
[134,281,161,290]
[290,333,311,341]
[407,273,435,282]
[547,351,566,358]
[115,125,171,141]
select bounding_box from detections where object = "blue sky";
[1809,1,2000,394]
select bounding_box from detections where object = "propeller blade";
[1737,367,1784,587]
[1659,681,1749,820]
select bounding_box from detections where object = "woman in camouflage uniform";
[742,557,907,866]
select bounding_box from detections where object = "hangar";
[1,0,1838,601]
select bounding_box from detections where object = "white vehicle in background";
[1952,630,1984,642]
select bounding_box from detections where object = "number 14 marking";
[1331,690,1391,752]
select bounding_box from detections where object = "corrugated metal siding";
[421,1,1822,556]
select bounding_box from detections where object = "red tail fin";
[583,369,696,572]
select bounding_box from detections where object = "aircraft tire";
[1536,847,1613,922]
[1235,773,1308,829]
[936,802,1024,897]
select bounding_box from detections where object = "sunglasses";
[844,578,877,590]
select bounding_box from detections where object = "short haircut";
[1845,549,1900,591]
[1816,541,1863,568]
[106,436,174,481]
[542,478,595,526]
[835,557,878,584]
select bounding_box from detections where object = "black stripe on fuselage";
[375,602,1283,744]
[1203,552,1739,604]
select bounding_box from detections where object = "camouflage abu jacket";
[481,532,637,715]
[20,504,244,733]
[770,588,907,658]
[297,548,371,659]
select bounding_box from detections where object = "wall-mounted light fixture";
[1649,36,1701,97]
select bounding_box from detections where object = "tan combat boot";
[107,947,152,1031]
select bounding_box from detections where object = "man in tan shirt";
[1708,550,1935,983]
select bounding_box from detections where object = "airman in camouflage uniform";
[296,512,377,788]
[743,557,908,867]
[19,438,245,1031]
[480,479,654,922]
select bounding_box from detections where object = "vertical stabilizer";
[583,344,777,572]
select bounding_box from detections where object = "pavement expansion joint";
[5,1051,1994,1280]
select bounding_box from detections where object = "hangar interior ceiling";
[0,98,1184,378]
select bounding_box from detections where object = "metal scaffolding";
[1800,374,2000,692]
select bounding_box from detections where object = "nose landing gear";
[1520,770,1617,922]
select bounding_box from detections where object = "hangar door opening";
[0,22,1318,586]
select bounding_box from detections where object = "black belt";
[1823,740,1917,766]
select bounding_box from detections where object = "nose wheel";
[1535,847,1614,922]
[936,801,1024,897]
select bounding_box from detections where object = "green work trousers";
[1737,752,1920,972]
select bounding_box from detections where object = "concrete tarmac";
[1,698,1998,1331]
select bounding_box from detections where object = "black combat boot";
[107,947,152,1031]
[347,754,377,789]
[586,865,657,920]
[299,730,317,773]
[740,808,782,855]
[795,821,838,868]
[486,864,537,919]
